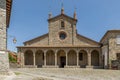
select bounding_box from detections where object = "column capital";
[55,50,58,53]
[32,49,36,53]
[86,49,91,54]
[65,50,69,54]
[44,50,47,54]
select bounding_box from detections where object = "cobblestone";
[9,68,120,80]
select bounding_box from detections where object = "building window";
[59,32,67,40]
[116,35,120,44]
[79,53,83,61]
[61,21,65,28]
[117,53,120,60]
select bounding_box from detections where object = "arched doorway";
[24,50,33,65]
[68,50,77,66]
[57,50,66,68]
[91,50,99,66]
[35,50,44,67]
[46,50,55,65]
[117,53,120,60]
[79,50,88,67]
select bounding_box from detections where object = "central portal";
[60,57,66,68]
[57,50,66,68]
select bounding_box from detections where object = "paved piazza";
[1,68,120,80]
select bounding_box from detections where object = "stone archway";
[46,50,55,65]
[57,50,66,68]
[24,50,33,65]
[79,50,88,67]
[91,50,99,66]
[68,50,77,66]
[35,50,44,67]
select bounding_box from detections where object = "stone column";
[55,52,57,66]
[87,50,92,68]
[21,52,24,67]
[22,53,25,67]
[99,50,102,67]
[44,52,46,66]
[33,52,36,66]
[66,52,68,66]
[77,52,79,66]
[21,49,25,68]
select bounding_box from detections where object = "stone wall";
[27,36,49,46]
[0,0,9,72]
[0,8,6,50]
[102,32,120,68]
[102,45,108,68]
[109,33,120,62]
[49,17,76,45]
[0,0,6,9]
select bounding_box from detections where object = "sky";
[8,0,120,52]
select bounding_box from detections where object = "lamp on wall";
[13,37,17,44]
[9,35,17,44]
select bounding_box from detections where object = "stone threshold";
[22,65,103,69]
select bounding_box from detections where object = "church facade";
[17,8,120,69]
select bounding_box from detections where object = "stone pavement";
[1,68,120,80]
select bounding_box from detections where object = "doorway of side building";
[60,57,66,68]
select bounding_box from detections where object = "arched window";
[61,21,65,28]
[117,53,120,60]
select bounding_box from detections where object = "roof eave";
[77,34,101,45]
[100,30,120,43]
[48,14,77,22]
[23,33,48,45]
[6,0,12,28]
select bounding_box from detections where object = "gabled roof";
[24,33,48,45]
[100,30,120,42]
[23,33,101,47]
[48,14,77,22]
[77,33,101,46]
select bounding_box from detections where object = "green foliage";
[9,53,17,63]
[14,72,21,75]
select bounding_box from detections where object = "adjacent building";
[101,30,120,68]
[0,0,12,72]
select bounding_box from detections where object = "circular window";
[59,32,67,40]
